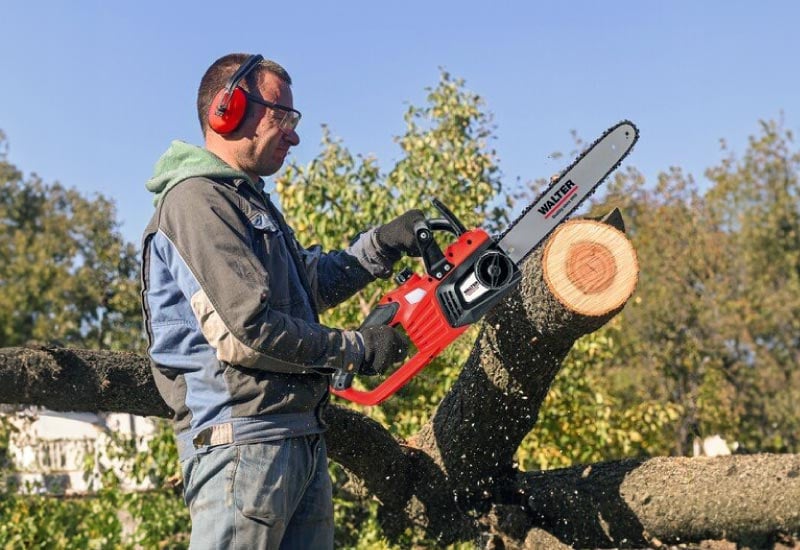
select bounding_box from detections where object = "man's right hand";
[359,325,410,376]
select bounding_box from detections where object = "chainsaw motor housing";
[436,240,521,327]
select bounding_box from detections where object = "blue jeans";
[181,434,334,549]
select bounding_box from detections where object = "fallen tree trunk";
[1,213,797,548]
[518,454,800,548]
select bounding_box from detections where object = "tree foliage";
[0,132,142,351]
[0,416,188,548]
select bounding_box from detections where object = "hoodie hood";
[146,141,261,206]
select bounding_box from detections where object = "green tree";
[587,119,800,455]
[0,131,165,548]
[703,119,800,452]
[0,131,142,351]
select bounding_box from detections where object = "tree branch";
[322,405,412,524]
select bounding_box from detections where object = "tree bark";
[1,213,797,548]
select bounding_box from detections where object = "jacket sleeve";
[156,179,363,374]
[297,228,396,311]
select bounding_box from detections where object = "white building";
[5,408,156,495]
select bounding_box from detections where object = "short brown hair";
[197,53,292,135]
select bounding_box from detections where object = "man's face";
[238,72,300,177]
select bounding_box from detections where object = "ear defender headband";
[208,54,264,134]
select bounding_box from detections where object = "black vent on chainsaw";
[439,288,463,323]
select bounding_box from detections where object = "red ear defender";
[206,54,264,135]
[208,87,248,134]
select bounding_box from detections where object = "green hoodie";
[145,141,260,206]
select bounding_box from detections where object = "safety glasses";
[241,89,302,132]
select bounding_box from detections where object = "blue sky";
[1,1,798,245]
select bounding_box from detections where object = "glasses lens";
[280,111,301,131]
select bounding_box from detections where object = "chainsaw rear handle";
[328,231,430,393]
[330,302,400,392]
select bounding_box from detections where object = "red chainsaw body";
[332,228,492,406]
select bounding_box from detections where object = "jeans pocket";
[233,440,289,523]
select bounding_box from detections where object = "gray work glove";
[359,325,410,376]
[375,209,427,263]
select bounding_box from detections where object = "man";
[140,53,422,549]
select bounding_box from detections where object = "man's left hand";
[375,209,427,263]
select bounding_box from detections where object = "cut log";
[0,345,170,417]
[543,219,639,317]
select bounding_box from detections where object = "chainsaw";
[331,120,639,406]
